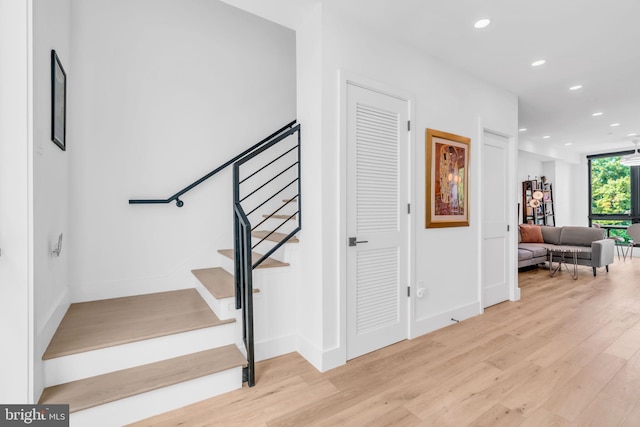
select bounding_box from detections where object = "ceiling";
[225,0,640,155]
[327,0,640,155]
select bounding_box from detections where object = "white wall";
[543,159,579,226]
[517,152,585,226]
[518,153,544,183]
[68,0,296,302]
[571,161,589,226]
[519,135,589,226]
[518,153,543,224]
[295,3,326,368]
[32,0,72,401]
[294,6,518,370]
[0,0,34,403]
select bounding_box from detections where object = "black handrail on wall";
[128,120,297,207]
[233,123,301,386]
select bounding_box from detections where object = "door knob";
[348,237,369,247]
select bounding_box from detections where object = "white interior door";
[482,131,510,308]
[346,83,409,360]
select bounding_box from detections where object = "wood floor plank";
[39,345,246,413]
[501,359,582,417]
[266,377,409,427]
[132,259,640,426]
[186,378,338,427]
[418,360,540,426]
[621,397,640,427]
[523,332,582,368]
[129,376,311,427]
[573,348,640,426]
[43,289,232,359]
[315,393,422,427]
[557,310,640,367]
[468,403,526,427]
[517,407,570,427]
[541,352,626,421]
[604,320,640,360]
[405,362,504,421]
[353,407,421,427]
[483,335,546,371]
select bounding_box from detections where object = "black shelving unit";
[522,180,555,226]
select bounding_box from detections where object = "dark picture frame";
[51,50,67,151]
[425,128,471,228]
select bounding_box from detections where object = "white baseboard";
[70,367,242,427]
[35,288,71,401]
[296,335,324,372]
[255,334,297,362]
[320,345,346,372]
[410,301,482,339]
[37,288,71,346]
[511,286,521,301]
[293,335,345,373]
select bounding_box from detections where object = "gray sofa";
[518,225,615,276]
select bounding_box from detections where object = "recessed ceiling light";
[531,59,546,67]
[542,135,551,139]
[628,133,637,137]
[474,18,491,29]
[569,85,583,91]
[610,123,621,127]
[592,112,604,117]
[519,128,528,132]
[565,142,573,146]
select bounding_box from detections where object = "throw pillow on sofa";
[519,224,544,243]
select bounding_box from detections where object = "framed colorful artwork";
[425,128,470,228]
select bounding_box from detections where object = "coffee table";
[548,246,583,280]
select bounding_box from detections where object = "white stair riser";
[194,284,243,323]
[44,324,236,387]
[70,367,242,427]
[255,216,298,235]
[251,238,296,262]
[218,251,292,276]
[194,268,298,363]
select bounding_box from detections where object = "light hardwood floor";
[131,259,640,426]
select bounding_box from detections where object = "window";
[588,151,640,242]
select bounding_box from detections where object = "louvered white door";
[346,83,408,360]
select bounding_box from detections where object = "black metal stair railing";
[233,123,301,386]
[129,120,301,387]
[128,120,298,207]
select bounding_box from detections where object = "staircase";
[38,123,301,426]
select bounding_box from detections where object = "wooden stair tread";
[191,267,259,299]
[43,289,233,360]
[251,230,299,244]
[38,345,246,413]
[262,214,297,220]
[218,249,290,268]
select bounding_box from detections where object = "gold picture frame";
[425,128,470,228]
